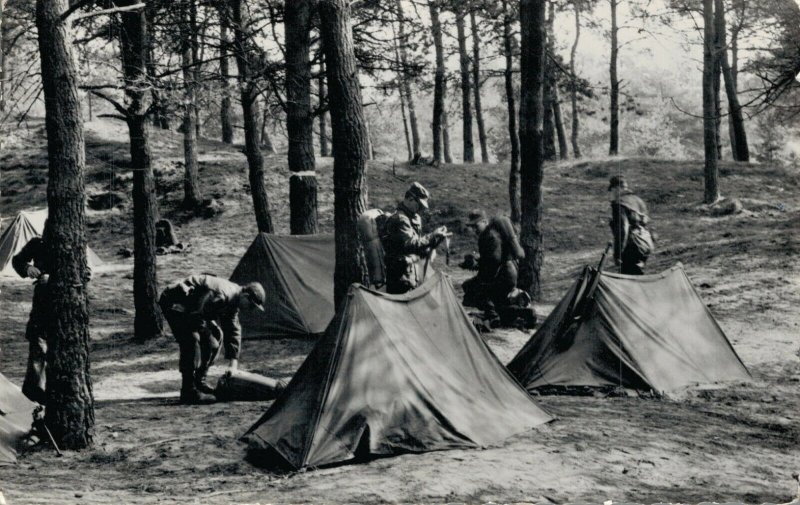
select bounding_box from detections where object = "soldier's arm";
[220,311,242,361]
[12,238,42,278]
[394,218,435,256]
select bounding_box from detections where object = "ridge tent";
[229,233,335,337]
[507,264,751,394]
[0,373,35,465]
[0,209,103,277]
[245,272,552,469]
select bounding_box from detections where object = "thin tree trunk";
[260,101,276,153]
[570,2,581,158]
[470,10,489,163]
[542,0,556,161]
[191,0,202,138]
[395,0,420,156]
[318,57,330,157]
[553,88,568,160]
[703,0,719,203]
[502,0,520,224]
[35,0,94,450]
[456,7,474,163]
[231,0,273,233]
[219,5,234,144]
[181,1,202,209]
[318,0,370,309]
[0,0,5,113]
[518,0,546,300]
[398,77,413,159]
[713,0,722,160]
[442,103,453,163]
[716,0,749,162]
[286,0,317,235]
[429,0,445,163]
[609,0,619,156]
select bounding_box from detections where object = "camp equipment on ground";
[0,373,35,465]
[507,263,751,395]
[229,233,335,337]
[214,370,286,402]
[244,272,552,470]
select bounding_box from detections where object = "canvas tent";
[508,264,750,394]
[229,233,335,337]
[0,209,103,277]
[245,272,552,469]
[0,373,34,465]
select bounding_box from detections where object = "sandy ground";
[1,120,799,504]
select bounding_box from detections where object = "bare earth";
[1,120,798,504]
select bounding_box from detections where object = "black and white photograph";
[0,0,798,502]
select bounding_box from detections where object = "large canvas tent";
[229,233,335,337]
[0,209,103,277]
[508,264,751,394]
[0,373,34,465]
[245,272,552,469]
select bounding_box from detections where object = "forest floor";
[1,118,799,504]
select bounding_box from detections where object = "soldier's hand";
[228,358,239,371]
[37,274,49,285]
[26,266,42,279]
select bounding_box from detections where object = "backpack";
[625,225,654,263]
[357,209,389,287]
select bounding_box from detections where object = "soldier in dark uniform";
[12,220,52,403]
[159,274,266,404]
[609,176,653,275]
[382,182,449,295]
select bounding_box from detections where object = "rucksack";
[625,225,654,263]
[357,209,389,287]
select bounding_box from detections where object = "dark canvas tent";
[0,373,34,465]
[229,233,335,337]
[245,272,551,469]
[0,209,103,277]
[508,264,751,394]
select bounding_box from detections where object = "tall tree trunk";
[542,1,556,161]
[318,57,330,157]
[455,7,474,163]
[285,0,318,234]
[395,0,420,156]
[703,0,720,203]
[231,0,273,233]
[219,4,234,144]
[502,0,521,224]
[518,0,546,300]
[609,0,619,156]
[119,4,163,342]
[391,17,412,159]
[470,10,489,163]
[717,0,749,162]
[35,0,94,450]
[181,1,202,209]
[260,100,276,153]
[191,0,202,138]
[713,0,722,160]
[429,0,445,163]
[553,89,568,159]
[0,0,5,113]
[570,2,581,158]
[318,0,370,309]
[442,103,453,163]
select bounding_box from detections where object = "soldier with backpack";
[608,176,654,275]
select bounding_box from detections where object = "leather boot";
[180,372,215,404]
[194,369,216,395]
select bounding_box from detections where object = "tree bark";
[191,0,202,138]
[35,0,94,450]
[429,0,445,164]
[2,0,7,113]
[609,0,619,156]
[455,7,474,163]
[319,0,370,309]
[318,57,330,157]
[470,10,489,163]
[285,0,318,234]
[716,0,749,162]
[181,0,202,209]
[713,0,722,160]
[570,2,581,158]
[442,103,453,164]
[395,0,420,156]
[703,0,720,203]
[553,88,568,160]
[260,100,277,153]
[542,1,556,161]
[518,0,546,300]
[219,4,234,144]
[502,0,521,224]
[231,0,274,233]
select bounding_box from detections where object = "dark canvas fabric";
[0,373,34,465]
[508,264,751,394]
[245,272,552,469]
[0,209,103,277]
[229,233,335,337]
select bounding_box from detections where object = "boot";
[194,369,216,395]
[180,372,215,405]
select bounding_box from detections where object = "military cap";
[608,175,627,190]
[467,209,488,226]
[243,282,266,312]
[406,181,430,209]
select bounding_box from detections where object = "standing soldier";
[608,176,653,275]
[382,182,449,294]
[159,274,266,404]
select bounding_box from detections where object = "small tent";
[0,209,104,277]
[245,272,552,469]
[229,233,335,337]
[0,373,35,465]
[507,264,751,394]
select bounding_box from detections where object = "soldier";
[12,220,52,403]
[159,274,266,404]
[608,176,653,275]
[462,210,533,328]
[382,182,449,294]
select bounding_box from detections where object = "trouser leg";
[23,337,47,404]
[194,322,222,393]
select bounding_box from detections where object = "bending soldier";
[159,274,265,404]
[608,176,653,275]
[382,182,449,294]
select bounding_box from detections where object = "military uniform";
[382,203,439,295]
[12,237,49,404]
[610,186,651,275]
[159,274,244,400]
